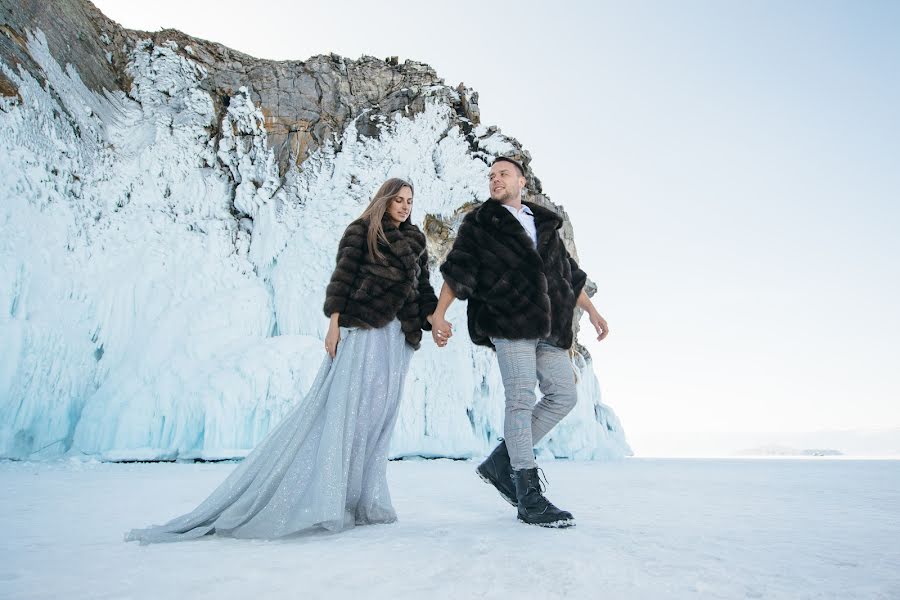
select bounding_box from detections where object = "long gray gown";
[125,320,413,543]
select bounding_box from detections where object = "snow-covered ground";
[2,458,898,599]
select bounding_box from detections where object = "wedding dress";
[125,320,413,543]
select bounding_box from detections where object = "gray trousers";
[491,337,579,470]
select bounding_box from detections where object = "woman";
[126,178,443,543]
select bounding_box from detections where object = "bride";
[126,178,448,543]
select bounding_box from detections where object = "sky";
[91,0,900,453]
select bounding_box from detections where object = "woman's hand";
[428,313,453,348]
[325,316,341,358]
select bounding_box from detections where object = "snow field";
[2,458,898,599]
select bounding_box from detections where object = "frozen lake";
[2,458,898,599]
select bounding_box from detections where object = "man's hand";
[429,283,458,349]
[588,310,609,342]
[428,314,453,348]
[576,289,608,342]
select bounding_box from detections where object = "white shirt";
[503,204,537,248]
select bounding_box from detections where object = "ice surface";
[1,458,898,599]
[0,31,629,461]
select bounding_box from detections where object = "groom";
[429,156,608,528]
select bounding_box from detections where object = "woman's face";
[386,186,413,224]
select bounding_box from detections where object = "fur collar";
[474,198,563,255]
[357,215,426,271]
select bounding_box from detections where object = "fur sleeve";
[323,221,366,317]
[567,251,588,299]
[439,216,480,300]
[417,251,439,330]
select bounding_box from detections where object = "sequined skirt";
[125,319,414,543]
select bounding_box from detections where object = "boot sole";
[517,515,576,529]
[475,467,517,507]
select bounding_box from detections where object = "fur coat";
[323,215,438,350]
[439,199,588,349]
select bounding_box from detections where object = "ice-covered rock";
[0,0,630,461]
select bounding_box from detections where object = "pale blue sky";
[93,0,900,451]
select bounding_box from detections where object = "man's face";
[489,162,524,204]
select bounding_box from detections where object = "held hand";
[428,314,453,348]
[324,322,341,358]
[589,311,609,342]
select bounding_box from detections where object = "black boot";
[512,467,574,528]
[476,441,517,506]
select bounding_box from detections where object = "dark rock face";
[1,0,127,97]
[147,32,464,175]
[0,68,19,101]
[0,1,559,208]
[2,0,484,176]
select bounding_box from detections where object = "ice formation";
[0,31,630,461]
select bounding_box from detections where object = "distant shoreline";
[625,454,900,460]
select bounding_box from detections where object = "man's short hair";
[491,156,525,177]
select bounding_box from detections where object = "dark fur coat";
[323,215,438,350]
[439,199,588,349]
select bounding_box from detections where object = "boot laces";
[536,467,549,494]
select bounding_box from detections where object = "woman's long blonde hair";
[359,178,414,261]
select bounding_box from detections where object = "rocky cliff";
[0,0,627,461]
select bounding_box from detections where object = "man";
[430,156,609,528]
